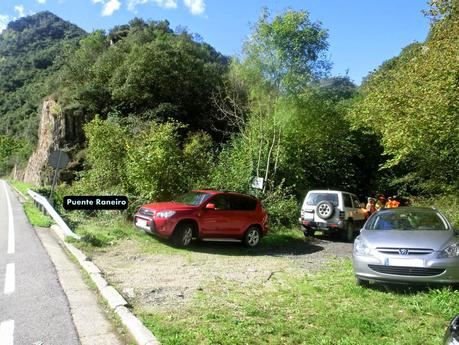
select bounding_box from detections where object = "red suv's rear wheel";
[243,226,261,248]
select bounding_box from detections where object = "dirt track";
[91,233,353,313]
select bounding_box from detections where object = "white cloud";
[102,0,121,16]
[14,4,26,17]
[0,14,10,32]
[183,0,205,15]
[127,0,178,12]
[37,0,47,4]
[91,0,121,16]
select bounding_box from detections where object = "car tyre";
[341,220,354,242]
[172,222,194,247]
[316,201,334,220]
[243,226,261,248]
[356,277,369,287]
[303,227,315,238]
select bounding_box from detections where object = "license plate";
[387,258,424,267]
[136,219,147,227]
[316,222,327,228]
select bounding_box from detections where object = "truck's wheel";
[341,221,354,242]
[303,227,315,238]
[172,223,194,247]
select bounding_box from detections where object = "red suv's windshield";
[173,192,212,206]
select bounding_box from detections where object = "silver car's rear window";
[305,193,338,206]
[367,209,449,231]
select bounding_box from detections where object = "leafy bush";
[82,115,127,192]
[125,121,186,201]
[261,184,299,229]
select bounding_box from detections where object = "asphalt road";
[0,180,79,345]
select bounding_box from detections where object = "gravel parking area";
[91,233,353,313]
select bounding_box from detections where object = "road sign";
[48,149,70,206]
[48,150,70,169]
[251,177,264,190]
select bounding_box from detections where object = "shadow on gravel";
[363,282,459,295]
[184,237,324,257]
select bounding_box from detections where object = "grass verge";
[139,260,458,345]
[7,179,35,196]
[7,179,53,227]
[23,201,54,227]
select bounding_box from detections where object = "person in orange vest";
[385,196,400,208]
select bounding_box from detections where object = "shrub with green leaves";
[124,121,187,201]
[82,115,127,193]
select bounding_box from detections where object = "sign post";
[48,150,70,205]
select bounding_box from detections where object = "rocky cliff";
[23,99,66,185]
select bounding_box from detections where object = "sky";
[0,0,431,84]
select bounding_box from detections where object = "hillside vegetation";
[0,11,85,173]
[1,1,458,222]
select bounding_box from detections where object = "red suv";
[133,190,268,247]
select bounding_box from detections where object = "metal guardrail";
[27,189,81,240]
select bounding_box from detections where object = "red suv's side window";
[210,194,231,210]
[230,195,257,211]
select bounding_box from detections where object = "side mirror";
[205,203,216,210]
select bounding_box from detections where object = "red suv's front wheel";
[172,223,194,247]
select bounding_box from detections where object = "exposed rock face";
[23,99,65,185]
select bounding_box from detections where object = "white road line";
[0,320,14,345]
[2,181,15,255]
[4,263,15,295]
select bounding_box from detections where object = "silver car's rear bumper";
[353,253,459,284]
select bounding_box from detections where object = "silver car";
[444,314,459,345]
[353,207,459,285]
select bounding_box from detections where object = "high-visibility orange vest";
[386,200,400,208]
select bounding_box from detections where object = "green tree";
[59,19,228,133]
[347,6,459,194]
[243,8,330,93]
[211,9,358,199]
[80,116,127,192]
[124,121,185,201]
